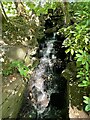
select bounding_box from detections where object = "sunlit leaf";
[76,74,81,78]
[85,105,90,111]
[65,49,70,54]
[82,58,86,65]
[78,50,83,54]
[71,49,74,55]
[85,62,89,71]
[76,54,81,58]
[77,57,82,61]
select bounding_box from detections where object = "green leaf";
[86,76,89,81]
[88,55,90,63]
[23,66,29,71]
[83,100,89,104]
[78,81,89,87]
[83,80,87,84]
[65,49,70,54]
[71,49,74,55]
[78,50,83,54]
[18,68,24,76]
[76,74,81,78]
[78,71,84,75]
[78,84,86,87]
[85,105,90,111]
[76,54,81,58]
[77,57,82,62]
[76,61,81,67]
[85,37,89,44]
[23,71,27,77]
[85,62,89,70]
[82,58,86,65]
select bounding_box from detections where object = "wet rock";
[45,26,57,34]
[53,59,65,74]
[6,46,28,61]
[5,45,38,67]
[69,104,90,119]
[61,62,76,81]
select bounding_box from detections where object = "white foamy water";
[29,34,57,114]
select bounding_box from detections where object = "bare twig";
[0,1,8,22]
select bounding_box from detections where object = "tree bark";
[63,0,70,25]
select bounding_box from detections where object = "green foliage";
[2,1,61,16]
[83,96,90,111]
[2,0,90,112]
[3,60,29,78]
[59,2,90,111]
[2,2,17,16]
[26,2,62,16]
[59,24,90,56]
[2,64,13,76]
[75,50,90,87]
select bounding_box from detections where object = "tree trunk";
[63,0,70,25]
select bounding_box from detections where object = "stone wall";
[0,74,26,119]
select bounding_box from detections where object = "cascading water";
[26,33,69,119]
[18,33,69,119]
[29,33,57,114]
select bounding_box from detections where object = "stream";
[18,33,69,119]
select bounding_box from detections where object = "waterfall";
[29,34,57,115]
[27,32,68,119]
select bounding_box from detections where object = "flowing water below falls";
[23,33,69,119]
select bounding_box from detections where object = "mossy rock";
[61,62,76,81]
